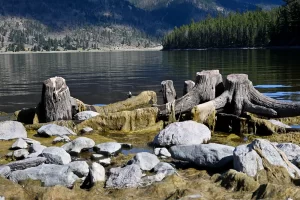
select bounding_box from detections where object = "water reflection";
[0,49,300,112]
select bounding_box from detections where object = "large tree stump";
[183,80,195,95]
[37,77,72,123]
[192,74,300,123]
[161,80,176,104]
[155,70,224,117]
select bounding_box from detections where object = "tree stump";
[37,77,72,122]
[161,80,177,104]
[156,70,224,117]
[192,74,300,123]
[183,80,195,95]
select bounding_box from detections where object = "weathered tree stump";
[161,80,177,104]
[183,80,195,95]
[156,70,224,117]
[37,77,72,123]
[192,74,300,124]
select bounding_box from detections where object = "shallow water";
[1,49,300,112]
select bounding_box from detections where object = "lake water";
[0,49,300,113]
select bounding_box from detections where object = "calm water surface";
[0,49,300,113]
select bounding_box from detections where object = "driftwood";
[161,80,176,104]
[155,70,224,117]
[183,80,195,96]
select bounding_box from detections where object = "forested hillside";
[163,0,300,49]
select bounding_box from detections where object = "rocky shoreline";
[1,72,300,199]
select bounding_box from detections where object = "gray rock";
[128,152,160,171]
[37,124,76,137]
[74,111,99,121]
[276,143,300,166]
[170,143,234,168]
[153,121,211,147]
[234,139,300,178]
[67,161,89,178]
[154,148,171,158]
[94,142,121,156]
[269,119,291,128]
[0,121,27,140]
[22,138,41,145]
[140,172,167,186]
[91,162,105,183]
[10,164,79,187]
[29,143,47,154]
[0,165,11,178]
[52,135,71,144]
[106,164,142,188]
[11,138,28,150]
[42,147,71,165]
[153,162,176,176]
[91,154,104,161]
[6,157,47,171]
[81,127,93,134]
[13,149,29,160]
[98,158,111,166]
[62,137,95,155]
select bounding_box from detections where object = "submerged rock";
[233,139,300,179]
[170,143,234,168]
[37,124,76,137]
[42,147,71,165]
[11,138,28,150]
[10,164,79,187]
[0,121,27,140]
[128,152,160,171]
[153,121,211,147]
[94,142,121,156]
[62,137,95,155]
[74,111,99,121]
[106,164,142,188]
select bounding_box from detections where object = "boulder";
[6,157,47,171]
[13,149,29,160]
[11,138,28,150]
[153,162,176,176]
[90,162,105,183]
[53,135,71,144]
[94,142,121,156]
[128,152,160,171]
[233,139,300,178]
[67,161,89,178]
[81,127,93,134]
[10,164,79,187]
[74,111,99,121]
[276,143,300,166]
[22,138,41,145]
[37,124,76,137]
[153,121,211,147]
[154,148,171,158]
[42,147,71,165]
[62,137,95,155]
[36,77,73,123]
[91,154,104,161]
[28,143,47,156]
[0,121,27,140]
[106,164,142,188]
[170,143,234,168]
[98,158,111,166]
[0,166,11,178]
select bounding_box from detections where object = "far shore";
[0,46,163,55]
[162,46,300,51]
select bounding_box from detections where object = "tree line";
[163,0,300,49]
